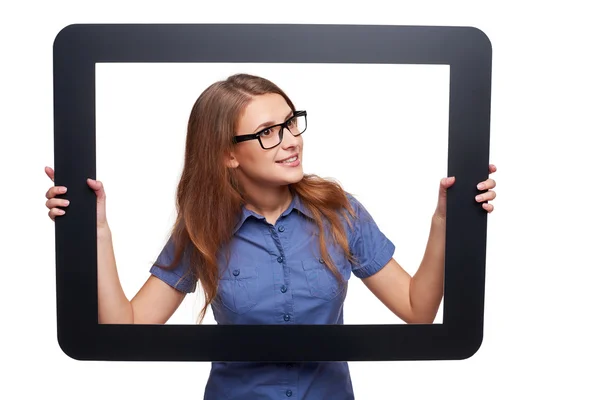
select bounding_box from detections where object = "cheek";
[236,146,275,172]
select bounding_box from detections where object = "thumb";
[87,178,108,225]
[87,178,106,203]
[439,176,455,193]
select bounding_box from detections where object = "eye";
[259,128,275,137]
[286,117,297,128]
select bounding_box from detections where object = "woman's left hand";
[434,164,497,220]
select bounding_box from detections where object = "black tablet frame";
[53,23,492,362]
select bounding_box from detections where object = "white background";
[2,1,599,399]
[96,62,448,325]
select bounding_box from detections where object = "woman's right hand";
[45,166,108,227]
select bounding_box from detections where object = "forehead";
[238,93,292,131]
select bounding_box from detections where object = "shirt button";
[232,269,240,276]
[277,256,283,263]
[280,285,287,293]
[319,258,325,264]
[278,225,285,232]
[286,390,293,397]
[283,314,291,322]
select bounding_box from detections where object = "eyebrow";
[253,110,294,133]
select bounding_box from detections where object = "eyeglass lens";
[259,114,307,149]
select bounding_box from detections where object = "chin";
[279,168,304,185]
[289,174,304,184]
[285,174,304,185]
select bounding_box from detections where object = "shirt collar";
[232,192,313,234]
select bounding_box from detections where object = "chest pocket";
[217,266,260,314]
[301,255,349,301]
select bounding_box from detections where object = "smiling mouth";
[276,155,298,164]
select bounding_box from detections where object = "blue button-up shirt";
[150,193,395,399]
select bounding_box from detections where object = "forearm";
[409,215,446,323]
[97,225,134,323]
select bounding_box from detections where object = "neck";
[242,184,293,225]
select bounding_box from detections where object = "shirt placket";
[268,222,294,324]
[268,221,298,399]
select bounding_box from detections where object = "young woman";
[44,73,497,399]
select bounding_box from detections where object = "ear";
[225,151,240,169]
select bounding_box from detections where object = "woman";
[44,73,497,399]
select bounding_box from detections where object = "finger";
[475,190,497,202]
[488,164,497,174]
[482,203,494,213]
[87,178,100,189]
[87,179,106,201]
[45,198,70,210]
[45,185,67,200]
[45,166,55,182]
[477,178,496,190]
[48,208,66,220]
[440,176,456,188]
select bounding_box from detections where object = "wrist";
[432,213,446,226]
[97,223,111,237]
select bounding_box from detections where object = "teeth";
[279,156,298,163]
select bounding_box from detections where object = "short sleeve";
[346,194,396,279]
[149,236,197,293]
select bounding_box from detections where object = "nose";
[280,127,301,149]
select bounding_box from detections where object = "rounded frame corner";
[455,331,485,361]
[53,24,83,51]
[463,26,493,55]
[57,331,88,362]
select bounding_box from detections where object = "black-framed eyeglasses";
[232,110,307,150]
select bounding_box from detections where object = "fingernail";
[477,183,484,189]
[476,195,482,201]
[64,200,70,206]
[60,187,67,193]
[58,209,65,214]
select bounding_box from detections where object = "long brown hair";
[162,73,356,322]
